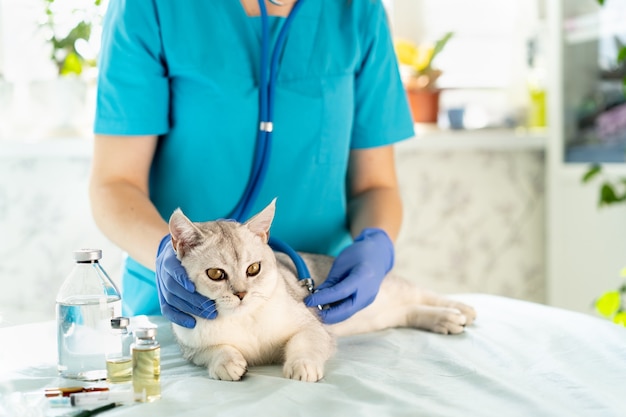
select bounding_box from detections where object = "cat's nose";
[234,291,247,300]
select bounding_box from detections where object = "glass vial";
[56,249,121,380]
[106,317,133,384]
[132,328,161,402]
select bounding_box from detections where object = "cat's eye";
[247,262,261,277]
[206,268,226,281]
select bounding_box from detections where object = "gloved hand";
[155,234,217,328]
[304,228,394,324]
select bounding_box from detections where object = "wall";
[547,167,626,314]
[0,149,123,327]
[394,147,545,303]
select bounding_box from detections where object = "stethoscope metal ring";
[268,0,285,5]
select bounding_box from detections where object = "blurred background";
[1,0,625,327]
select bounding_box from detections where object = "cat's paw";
[208,348,248,381]
[283,359,324,382]
[448,301,477,326]
[430,308,468,335]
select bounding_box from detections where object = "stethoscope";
[228,0,314,293]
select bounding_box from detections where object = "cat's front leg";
[283,325,334,382]
[201,344,248,381]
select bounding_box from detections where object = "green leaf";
[618,46,626,64]
[595,290,620,317]
[599,182,619,206]
[597,0,605,5]
[613,311,626,326]
[60,51,83,76]
[582,164,602,183]
[427,32,454,71]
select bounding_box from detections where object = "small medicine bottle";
[56,249,121,380]
[106,317,133,384]
[132,328,161,402]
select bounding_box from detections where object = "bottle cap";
[110,317,130,329]
[73,249,102,262]
[134,328,157,339]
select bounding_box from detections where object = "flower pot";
[406,88,440,124]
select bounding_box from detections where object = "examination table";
[1,294,625,417]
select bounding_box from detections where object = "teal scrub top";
[94,0,415,316]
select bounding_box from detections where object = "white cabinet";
[546,0,626,314]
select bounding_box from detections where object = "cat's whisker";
[200,303,218,317]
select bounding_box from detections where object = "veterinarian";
[89,0,414,328]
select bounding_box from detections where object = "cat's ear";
[244,198,276,243]
[169,208,203,257]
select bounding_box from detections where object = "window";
[389,0,545,128]
[0,0,106,140]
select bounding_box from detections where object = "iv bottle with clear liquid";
[56,249,121,380]
[132,328,161,402]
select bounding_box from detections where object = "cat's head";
[168,199,279,318]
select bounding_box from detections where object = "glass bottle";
[106,316,133,384]
[526,35,547,129]
[56,249,121,380]
[132,328,161,402]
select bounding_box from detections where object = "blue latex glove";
[304,228,394,324]
[155,234,217,328]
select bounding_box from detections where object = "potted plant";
[33,0,104,137]
[394,32,453,123]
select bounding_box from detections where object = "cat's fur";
[170,200,476,382]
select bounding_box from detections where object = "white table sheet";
[1,294,625,417]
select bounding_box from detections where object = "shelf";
[564,10,626,45]
[0,125,548,158]
[396,124,547,151]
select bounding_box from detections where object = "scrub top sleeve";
[351,2,414,149]
[94,0,169,136]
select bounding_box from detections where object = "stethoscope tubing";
[230,0,304,222]
[229,0,312,282]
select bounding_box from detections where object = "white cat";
[170,200,476,382]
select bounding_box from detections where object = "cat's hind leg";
[417,289,477,326]
[329,275,475,336]
[405,305,468,335]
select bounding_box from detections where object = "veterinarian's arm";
[89,135,214,327]
[89,134,167,268]
[346,145,403,241]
